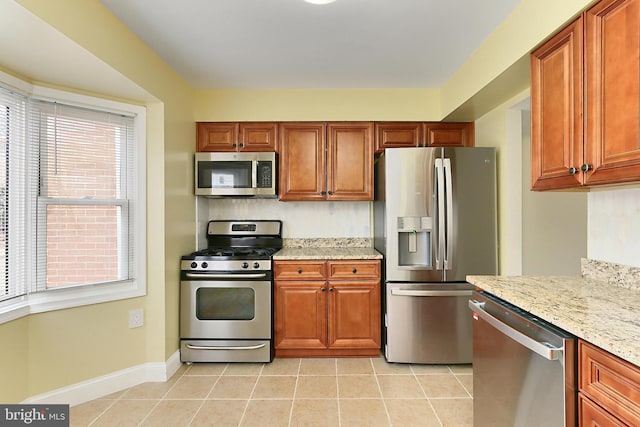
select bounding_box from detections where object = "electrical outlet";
[129,309,144,328]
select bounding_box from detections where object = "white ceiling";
[98,0,523,90]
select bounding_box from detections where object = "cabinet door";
[530,17,584,190]
[423,122,474,147]
[278,122,326,201]
[579,340,640,426]
[196,122,239,152]
[579,394,627,427]
[374,122,421,152]
[328,281,380,349]
[327,122,374,201]
[585,0,640,186]
[239,122,277,152]
[274,281,327,349]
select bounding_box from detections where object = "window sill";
[0,280,145,325]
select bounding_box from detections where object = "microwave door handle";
[252,160,258,188]
[435,159,445,270]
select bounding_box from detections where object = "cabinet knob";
[239,143,244,147]
[329,287,334,292]
[581,164,593,172]
[321,287,326,292]
[352,268,357,274]
[297,268,302,274]
[320,191,327,195]
[232,143,237,147]
[568,167,579,175]
[327,191,334,195]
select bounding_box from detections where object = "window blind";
[0,84,138,304]
[28,99,137,291]
[0,86,28,302]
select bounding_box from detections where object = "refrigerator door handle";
[443,158,453,270]
[435,159,445,270]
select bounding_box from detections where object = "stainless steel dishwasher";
[469,290,577,427]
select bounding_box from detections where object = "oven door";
[180,279,271,340]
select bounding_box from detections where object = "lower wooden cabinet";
[579,394,628,427]
[578,340,640,426]
[274,259,381,357]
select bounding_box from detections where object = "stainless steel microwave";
[195,152,277,198]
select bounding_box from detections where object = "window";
[0,76,145,322]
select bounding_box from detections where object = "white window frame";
[0,71,146,324]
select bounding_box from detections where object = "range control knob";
[190,262,197,269]
[253,262,260,269]
[242,262,249,269]
[201,262,208,269]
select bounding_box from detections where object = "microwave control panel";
[257,161,273,188]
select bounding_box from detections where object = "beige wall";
[0,0,196,402]
[0,0,599,404]
[195,88,441,121]
[521,110,588,275]
[475,91,587,276]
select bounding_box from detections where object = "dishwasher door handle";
[391,289,472,297]
[468,300,563,361]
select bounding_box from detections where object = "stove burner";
[191,247,279,258]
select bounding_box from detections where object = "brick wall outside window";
[43,120,121,288]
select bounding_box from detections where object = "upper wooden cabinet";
[375,122,422,152]
[196,122,277,152]
[423,122,474,147]
[531,0,640,190]
[375,121,474,153]
[278,122,373,201]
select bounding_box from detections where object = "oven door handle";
[184,272,268,279]
[185,343,267,351]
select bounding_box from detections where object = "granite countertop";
[466,259,640,367]
[273,238,383,260]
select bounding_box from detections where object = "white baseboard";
[22,350,182,407]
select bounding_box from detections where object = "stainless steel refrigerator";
[374,147,497,364]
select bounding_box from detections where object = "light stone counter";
[467,259,640,367]
[273,238,382,260]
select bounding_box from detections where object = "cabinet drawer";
[579,340,640,426]
[327,260,380,280]
[274,261,326,280]
[579,393,627,427]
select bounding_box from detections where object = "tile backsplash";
[204,198,371,240]
[588,187,640,268]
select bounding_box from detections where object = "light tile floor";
[70,356,473,427]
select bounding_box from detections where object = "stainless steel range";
[180,220,282,363]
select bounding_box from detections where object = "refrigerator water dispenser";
[397,216,432,267]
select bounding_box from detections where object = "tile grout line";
[185,363,227,426]
[285,358,302,427]
[135,362,194,427]
[411,364,445,427]
[236,362,264,426]
[335,358,342,427]
[372,357,393,427]
[86,396,120,427]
